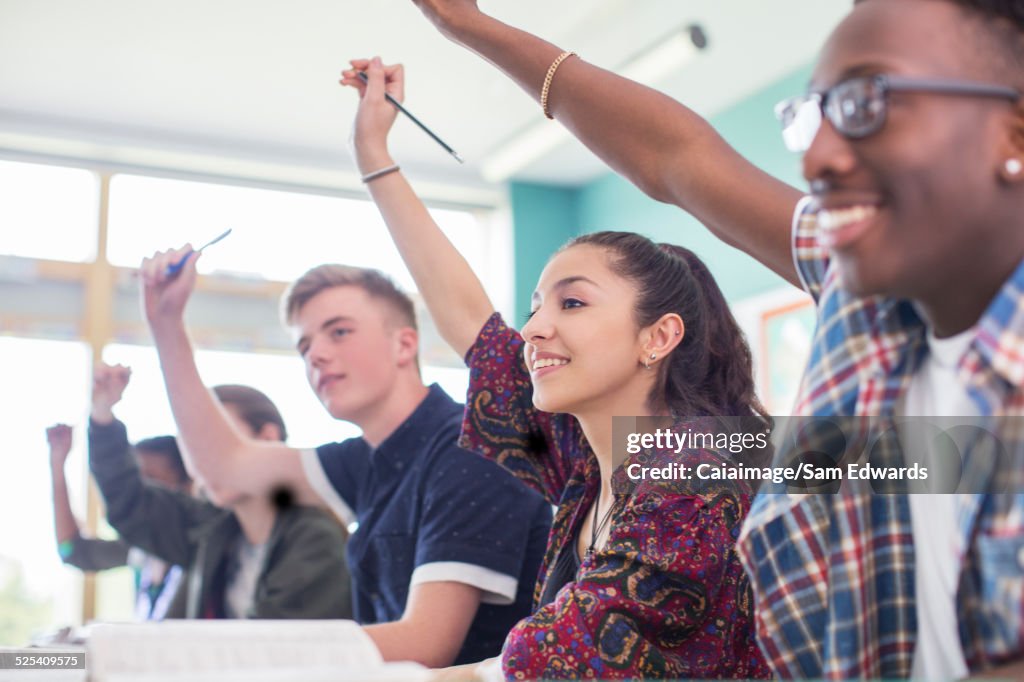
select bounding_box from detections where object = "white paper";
[87,620,400,680]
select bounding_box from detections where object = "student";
[410,0,1024,678]
[47,423,190,620]
[88,363,352,619]
[341,58,771,680]
[137,254,551,666]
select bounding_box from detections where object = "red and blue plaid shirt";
[737,197,1024,679]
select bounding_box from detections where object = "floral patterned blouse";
[461,313,770,680]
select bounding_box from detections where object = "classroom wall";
[508,182,580,322]
[510,62,814,316]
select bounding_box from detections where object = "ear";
[393,327,420,369]
[998,102,1024,184]
[255,422,282,443]
[640,313,685,368]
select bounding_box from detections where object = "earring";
[1006,158,1022,176]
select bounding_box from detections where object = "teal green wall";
[510,63,812,313]
[508,182,580,321]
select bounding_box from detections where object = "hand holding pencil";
[342,57,462,170]
[341,57,404,173]
[139,244,202,328]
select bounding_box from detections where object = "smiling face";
[520,244,654,417]
[292,285,415,424]
[802,0,1024,302]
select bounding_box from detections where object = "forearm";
[361,150,494,358]
[49,467,81,547]
[362,581,481,668]
[88,418,151,519]
[61,537,131,572]
[364,619,463,669]
[89,419,201,566]
[446,13,724,202]
[148,318,247,500]
[440,10,802,283]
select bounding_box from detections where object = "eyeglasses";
[775,74,1020,152]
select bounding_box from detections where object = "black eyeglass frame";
[775,74,1021,150]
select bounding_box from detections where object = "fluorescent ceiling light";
[482,25,706,183]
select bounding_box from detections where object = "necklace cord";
[587,493,617,557]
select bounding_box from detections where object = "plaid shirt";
[737,197,1024,679]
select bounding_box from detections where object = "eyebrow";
[295,315,356,351]
[531,275,601,304]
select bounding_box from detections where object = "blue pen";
[165,228,233,276]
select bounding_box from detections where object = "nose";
[520,303,554,344]
[801,113,859,189]
[307,334,331,368]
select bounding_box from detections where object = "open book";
[86,620,429,682]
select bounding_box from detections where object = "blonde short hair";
[281,264,417,330]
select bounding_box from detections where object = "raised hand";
[46,423,74,469]
[91,363,132,424]
[340,57,404,174]
[336,54,495,358]
[139,245,200,329]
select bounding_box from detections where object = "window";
[0,160,98,263]
[106,174,489,295]
[102,344,470,447]
[0,161,497,640]
[102,344,360,447]
[0,337,91,644]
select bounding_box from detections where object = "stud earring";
[1006,158,1023,176]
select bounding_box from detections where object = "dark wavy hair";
[565,231,769,425]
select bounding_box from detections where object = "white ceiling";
[0,0,849,195]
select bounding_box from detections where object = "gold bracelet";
[540,51,577,120]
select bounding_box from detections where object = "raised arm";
[47,423,133,571]
[135,268,318,508]
[87,415,208,568]
[410,1,803,287]
[46,424,81,552]
[341,58,494,358]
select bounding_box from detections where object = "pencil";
[357,71,463,164]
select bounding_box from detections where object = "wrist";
[148,313,187,340]
[355,146,395,175]
[90,407,115,425]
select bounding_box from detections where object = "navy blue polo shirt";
[302,384,551,665]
